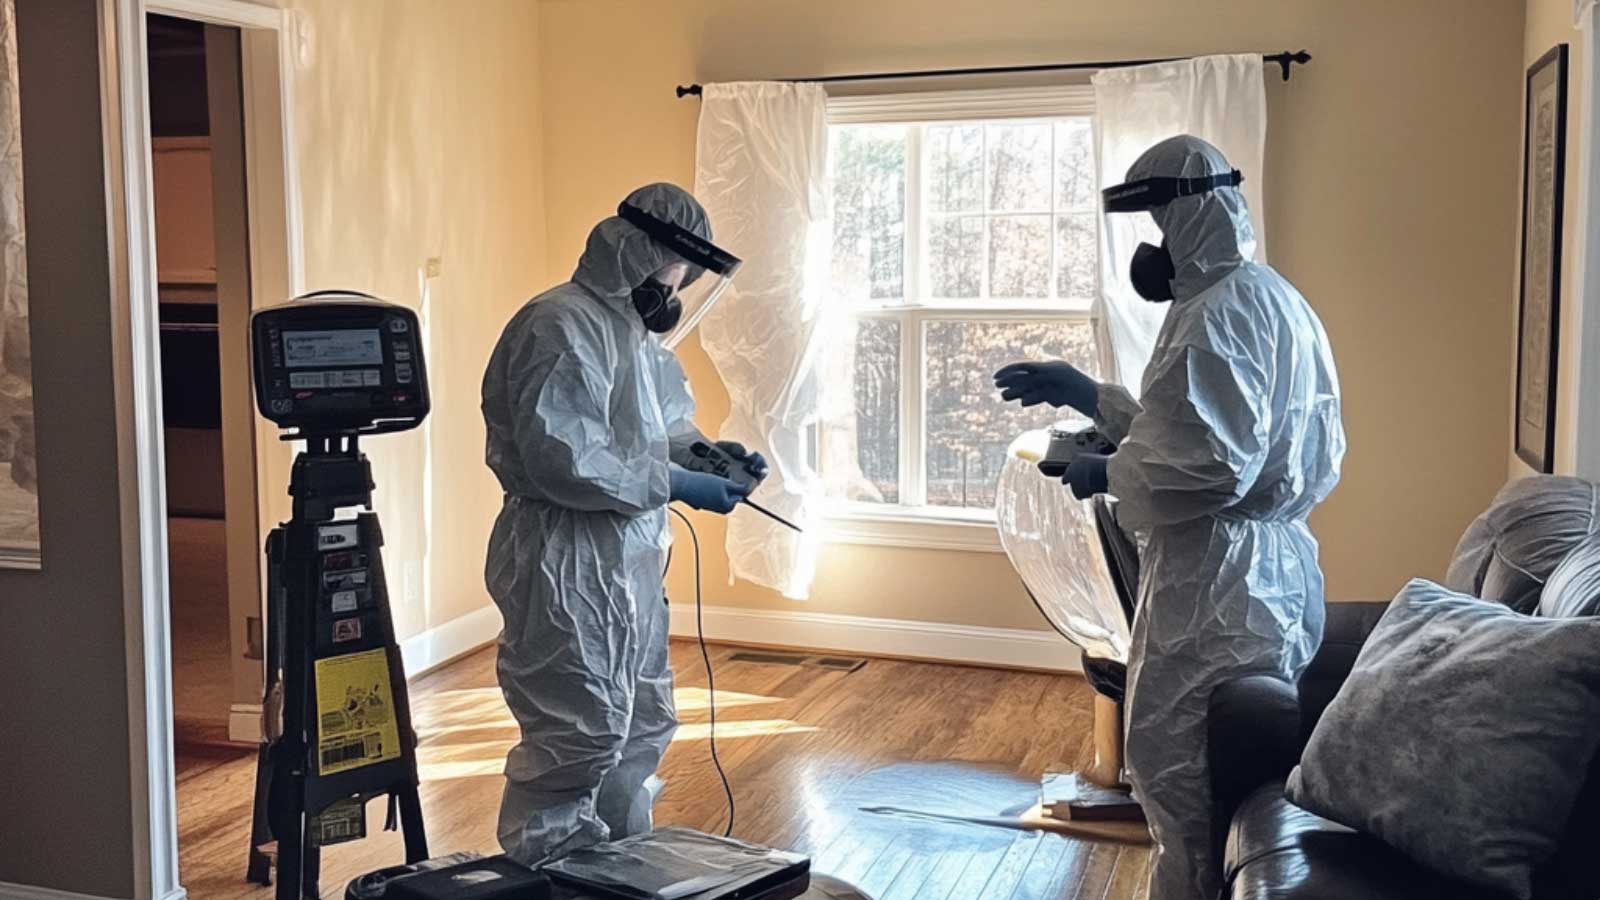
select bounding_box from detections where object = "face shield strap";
[617,203,743,277]
[1101,169,1244,214]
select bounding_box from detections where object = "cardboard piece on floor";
[1020,803,1152,845]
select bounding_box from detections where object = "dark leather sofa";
[1206,478,1600,900]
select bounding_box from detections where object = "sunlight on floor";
[411,685,787,736]
[672,685,779,713]
[408,682,808,782]
[672,719,818,741]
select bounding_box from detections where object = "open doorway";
[147,12,262,749]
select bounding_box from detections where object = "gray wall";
[0,0,137,896]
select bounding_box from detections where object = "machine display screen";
[283,329,383,368]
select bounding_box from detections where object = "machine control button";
[389,318,409,333]
[290,372,327,389]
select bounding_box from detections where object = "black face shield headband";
[1100,169,1244,214]
[616,202,743,278]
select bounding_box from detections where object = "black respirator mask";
[1101,168,1243,303]
[631,279,683,334]
[1129,241,1177,303]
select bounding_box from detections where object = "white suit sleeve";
[1106,344,1269,529]
[649,340,710,466]
[1094,383,1143,446]
[511,317,671,515]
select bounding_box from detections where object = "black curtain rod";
[676,50,1310,98]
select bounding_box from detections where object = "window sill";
[821,507,1005,554]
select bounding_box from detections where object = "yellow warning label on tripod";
[315,649,401,776]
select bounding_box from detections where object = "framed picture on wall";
[0,0,38,570]
[1515,44,1569,474]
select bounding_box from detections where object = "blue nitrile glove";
[715,441,769,484]
[994,361,1100,417]
[1063,453,1111,500]
[669,464,751,514]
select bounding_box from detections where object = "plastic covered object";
[542,827,806,900]
[1540,529,1600,619]
[996,429,1132,663]
[1445,475,1600,612]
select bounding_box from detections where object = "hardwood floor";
[176,641,1150,900]
[168,516,233,746]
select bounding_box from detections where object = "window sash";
[824,85,1100,521]
[827,307,1091,516]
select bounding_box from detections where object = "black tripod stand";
[246,432,428,899]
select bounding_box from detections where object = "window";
[816,88,1103,537]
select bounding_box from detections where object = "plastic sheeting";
[543,828,806,900]
[1092,55,1268,393]
[1541,530,1600,619]
[693,82,832,599]
[996,430,1131,663]
[1445,475,1600,610]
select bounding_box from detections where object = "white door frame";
[101,0,302,897]
[1568,0,1600,478]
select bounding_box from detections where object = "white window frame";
[821,85,1099,552]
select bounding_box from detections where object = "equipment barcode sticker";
[313,649,401,775]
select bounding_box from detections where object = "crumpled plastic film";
[1445,475,1600,600]
[996,430,1131,663]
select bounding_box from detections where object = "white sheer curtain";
[1092,54,1268,391]
[693,82,832,599]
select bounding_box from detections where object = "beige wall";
[1516,0,1586,478]
[0,1,137,894]
[539,0,1528,629]
[273,0,546,642]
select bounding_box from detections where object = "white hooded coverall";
[1095,136,1346,900]
[481,183,713,866]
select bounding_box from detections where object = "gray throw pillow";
[1286,579,1600,900]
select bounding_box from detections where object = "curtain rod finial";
[677,84,704,98]
[1274,50,1312,81]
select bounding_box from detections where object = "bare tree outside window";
[820,110,1101,514]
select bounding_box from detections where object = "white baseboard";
[399,604,503,678]
[226,605,505,744]
[0,881,183,900]
[668,603,1082,673]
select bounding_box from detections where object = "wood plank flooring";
[175,641,1149,900]
[168,516,234,746]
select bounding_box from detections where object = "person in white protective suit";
[482,183,765,866]
[994,135,1344,900]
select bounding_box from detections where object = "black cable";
[667,505,736,838]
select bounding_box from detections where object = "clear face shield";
[616,202,742,350]
[1100,168,1243,302]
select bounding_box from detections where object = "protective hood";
[573,182,713,303]
[1122,135,1256,302]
